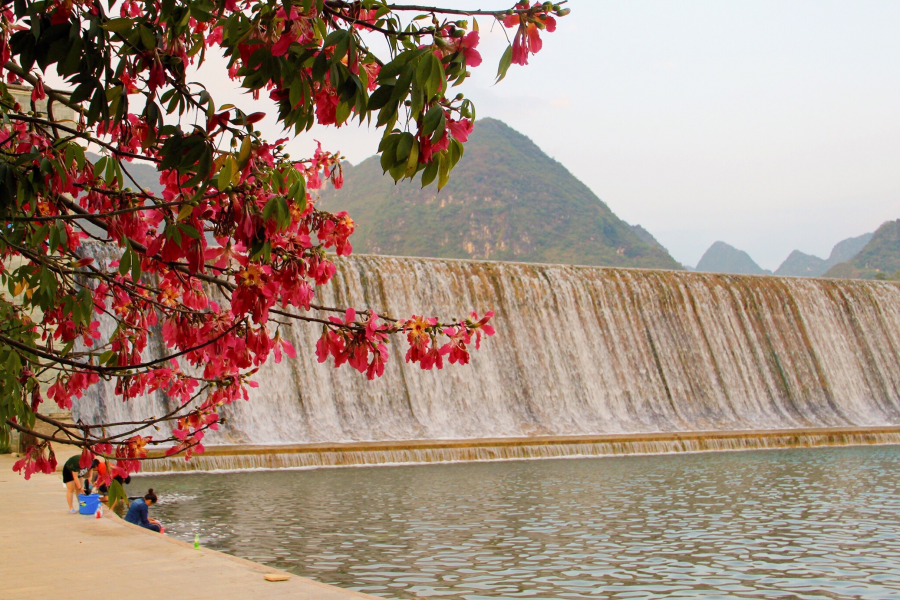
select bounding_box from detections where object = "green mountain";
[695,241,770,275]
[317,118,680,269]
[775,232,873,277]
[630,224,668,253]
[824,220,900,280]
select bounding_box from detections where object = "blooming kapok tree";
[0,0,567,481]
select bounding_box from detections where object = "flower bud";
[71,257,95,268]
[557,7,570,16]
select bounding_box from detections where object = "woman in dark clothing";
[124,489,163,533]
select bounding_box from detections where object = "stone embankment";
[0,455,377,600]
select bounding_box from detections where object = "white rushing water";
[73,252,900,446]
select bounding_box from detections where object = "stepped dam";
[71,254,900,472]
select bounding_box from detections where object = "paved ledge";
[147,425,900,456]
[139,425,900,473]
[0,455,378,600]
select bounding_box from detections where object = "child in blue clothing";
[124,489,163,533]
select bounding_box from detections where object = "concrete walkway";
[0,455,379,599]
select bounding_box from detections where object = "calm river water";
[141,446,900,599]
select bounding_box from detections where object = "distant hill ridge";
[696,241,770,275]
[775,233,873,277]
[696,231,882,279]
[317,118,680,269]
[825,220,900,280]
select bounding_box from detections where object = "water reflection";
[141,447,900,599]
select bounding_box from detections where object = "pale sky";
[66,1,900,270]
[280,1,900,269]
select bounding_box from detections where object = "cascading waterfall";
[72,251,900,471]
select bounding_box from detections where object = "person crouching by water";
[125,489,164,533]
[62,454,95,513]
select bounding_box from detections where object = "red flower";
[467,310,496,349]
[148,60,165,93]
[271,31,296,56]
[440,326,471,365]
[504,2,557,66]
[448,118,474,143]
[314,84,338,126]
[232,265,277,323]
[31,78,46,102]
[13,444,56,480]
[458,31,482,67]
[418,130,450,164]
[405,315,437,364]
[362,62,381,91]
[318,212,355,256]
[366,343,388,379]
[78,447,94,469]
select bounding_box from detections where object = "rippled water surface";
[141,447,900,599]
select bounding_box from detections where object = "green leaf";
[379,133,401,172]
[48,225,59,255]
[103,18,132,32]
[422,105,443,139]
[421,159,439,188]
[379,48,427,82]
[92,155,108,179]
[138,25,156,50]
[427,54,445,98]
[178,223,201,240]
[496,45,513,83]
[217,156,234,190]
[415,53,433,88]
[131,252,141,283]
[105,86,123,102]
[323,29,347,48]
[262,196,278,222]
[430,110,446,144]
[369,85,394,111]
[396,132,414,162]
[405,139,419,176]
[438,153,450,191]
[119,249,131,277]
[177,203,193,222]
[237,136,252,170]
[107,479,126,510]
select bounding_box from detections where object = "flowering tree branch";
[0,0,567,481]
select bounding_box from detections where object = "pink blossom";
[31,78,46,102]
[448,118,474,143]
[459,31,482,67]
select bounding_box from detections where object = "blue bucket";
[78,493,100,515]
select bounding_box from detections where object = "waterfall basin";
[139,445,900,599]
